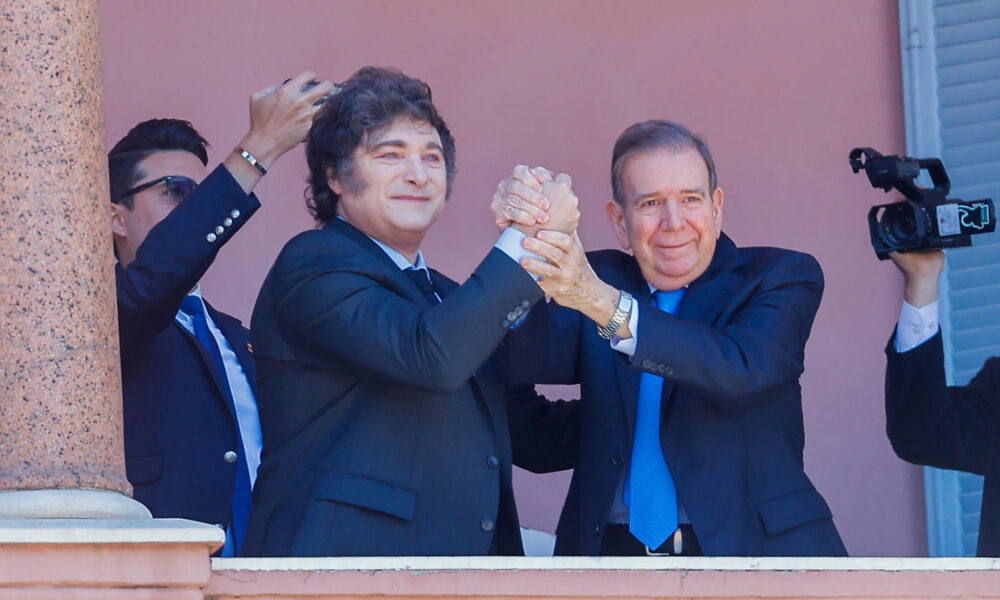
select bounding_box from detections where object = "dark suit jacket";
[118,165,260,530]
[506,234,846,556]
[885,331,1000,556]
[242,218,557,557]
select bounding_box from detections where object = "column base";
[0,518,223,599]
[0,489,152,519]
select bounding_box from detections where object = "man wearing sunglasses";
[108,71,335,556]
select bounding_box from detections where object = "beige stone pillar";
[0,0,145,517]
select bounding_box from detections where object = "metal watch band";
[597,290,633,340]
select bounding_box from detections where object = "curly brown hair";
[306,66,457,225]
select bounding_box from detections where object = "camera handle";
[849,147,950,200]
[895,157,950,200]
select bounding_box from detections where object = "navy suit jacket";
[885,331,1000,556]
[117,165,260,530]
[506,234,846,556]
[242,218,574,557]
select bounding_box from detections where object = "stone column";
[0,0,146,518]
[0,5,223,596]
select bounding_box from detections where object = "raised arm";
[270,234,543,393]
[117,72,333,361]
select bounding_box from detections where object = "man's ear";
[606,201,631,251]
[712,186,725,238]
[110,202,128,238]
[327,167,343,196]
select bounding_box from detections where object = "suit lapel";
[206,302,256,397]
[612,259,651,434]
[324,218,435,307]
[325,217,401,272]
[658,234,744,416]
[428,268,457,299]
[616,234,744,433]
[174,318,238,422]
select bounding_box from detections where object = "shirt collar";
[337,216,426,271]
[648,282,688,293]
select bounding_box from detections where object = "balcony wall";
[206,557,1000,600]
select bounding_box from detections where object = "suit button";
[487,455,500,469]
[642,359,653,369]
[223,218,233,227]
[501,319,511,328]
[520,299,531,308]
[611,453,625,466]
[593,525,601,536]
[215,225,225,235]
[481,518,495,532]
[231,209,241,219]
[206,233,217,243]
[223,451,238,464]
[507,311,518,322]
[664,366,674,376]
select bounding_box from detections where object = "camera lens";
[880,204,921,247]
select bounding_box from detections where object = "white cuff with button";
[895,299,940,353]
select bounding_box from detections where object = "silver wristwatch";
[597,290,633,340]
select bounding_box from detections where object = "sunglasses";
[116,175,198,203]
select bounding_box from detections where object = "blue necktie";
[627,288,684,550]
[180,295,252,556]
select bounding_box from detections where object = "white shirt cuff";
[895,299,940,353]
[495,227,543,281]
[610,302,640,357]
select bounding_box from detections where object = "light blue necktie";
[627,288,684,550]
[180,295,252,556]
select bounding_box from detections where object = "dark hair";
[610,120,717,205]
[306,66,457,225]
[108,118,209,209]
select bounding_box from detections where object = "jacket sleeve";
[500,298,583,387]
[271,237,544,394]
[116,165,260,366]
[885,330,993,474]
[630,250,823,411]
[506,385,580,473]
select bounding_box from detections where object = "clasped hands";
[491,166,626,331]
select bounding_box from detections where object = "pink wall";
[100,0,921,556]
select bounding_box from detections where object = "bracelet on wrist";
[237,147,267,176]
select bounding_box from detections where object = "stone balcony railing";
[1,520,1000,599]
[206,556,1000,600]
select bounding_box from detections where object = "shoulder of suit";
[269,226,399,293]
[274,227,361,265]
[585,248,632,271]
[736,245,823,283]
[202,300,246,330]
[737,245,819,266]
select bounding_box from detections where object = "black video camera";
[850,147,995,260]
